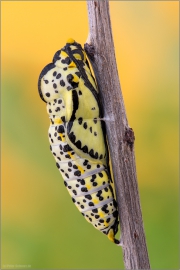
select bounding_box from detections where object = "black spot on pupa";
[75,140,81,149]
[85,194,92,200]
[57,125,65,133]
[82,145,88,153]
[83,160,88,166]
[69,132,76,143]
[55,107,60,112]
[63,144,72,152]
[89,202,94,207]
[72,82,78,88]
[56,73,61,79]
[83,122,87,129]
[94,152,98,159]
[67,74,73,82]
[79,90,82,95]
[61,116,65,122]
[96,190,102,197]
[113,211,118,218]
[64,57,71,65]
[89,149,95,158]
[92,174,96,180]
[68,162,72,167]
[81,187,88,192]
[101,204,108,212]
[113,200,117,208]
[80,179,85,185]
[75,71,81,77]
[67,74,78,88]
[99,219,104,223]
[60,80,65,87]
[56,163,60,169]
[106,218,111,223]
[45,93,50,97]
[53,83,57,89]
[78,117,83,125]
[74,170,81,176]
[53,71,57,76]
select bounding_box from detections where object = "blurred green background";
[1,1,179,269]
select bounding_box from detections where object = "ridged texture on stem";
[85,1,150,269]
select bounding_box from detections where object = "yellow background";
[2,1,179,269]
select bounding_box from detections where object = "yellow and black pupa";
[38,38,120,245]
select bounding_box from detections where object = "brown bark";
[85,1,150,269]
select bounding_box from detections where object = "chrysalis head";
[38,38,86,103]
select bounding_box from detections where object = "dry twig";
[85,1,150,269]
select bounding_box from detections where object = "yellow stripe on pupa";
[61,50,68,57]
[68,61,76,68]
[54,118,62,124]
[67,38,75,44]
[73,53,82,60]
[107,229,115,243]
